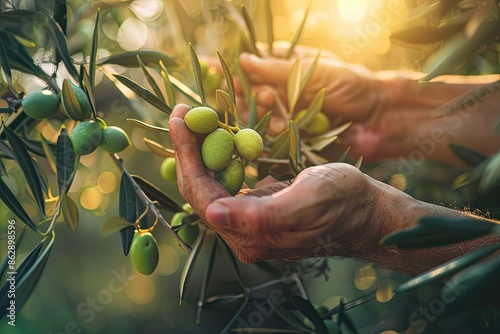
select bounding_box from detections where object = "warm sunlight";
[337,0,367,22]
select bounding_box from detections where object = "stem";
[256,157,290,164]
[40,197,62,237]
[110,153,191,252]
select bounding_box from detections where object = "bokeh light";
[117,17,148,51]
[354,264,377,290]
[97,171,118,194]
[338,0,367,22]
[376,279,396,303]
[125,274,156,305]
[79,186,103,211]
[389,173,407,191]
[156,244,180,276]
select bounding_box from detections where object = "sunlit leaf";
[354,156,363,169]
[180,229,207,304]
[41,136,57,174]
[254,111,271,136]
[217,50,236,104]
[189,43,206,106]
[0,177,37,231]
[233,45,251,102]
[113,74,171,114]
[247,92,257,129]
[80,66,97,120]
[241,5,261,56]
[285,1,311,58]
[395,243,500,293]
[168,73,202,105]
[100,216,134,237]
[159,60,176,106]
[97,50,181,68]
[61,79,87,121]
[131,174,182,212]
[289,121,301,175]
[127,118,169,133]
[297,89,325,129]
[300,51,320,93]
[265,0,274,55]
[4,126,45,215]
[137,55,165,102]
[287,59,302,114]
[269,300,313,333]
[89,9,100,92]
[291,295,328,334]
[449,143,488,167]
[196,237,217,324]
[56,128,76,196]
[216,89,234,117]
[143,137,175,158]
[382,216,498,248]
[479,151,500,192]
[62,195,79,231]
[453,157,490,188]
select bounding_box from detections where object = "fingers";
[239,53,294,86]
[168,104,229,219]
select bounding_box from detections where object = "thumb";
[239,53,293,86]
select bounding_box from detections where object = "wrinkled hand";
[168,104,382,263]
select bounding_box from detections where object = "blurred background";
[1,0,498,333]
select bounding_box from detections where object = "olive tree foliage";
[0,0,499,333]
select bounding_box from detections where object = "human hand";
[168,104,383,263]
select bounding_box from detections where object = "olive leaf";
[217,297,250,334]
[143,137,175,158]
[479,151,500,192]
[0,227,26,280]
[0,39,16,94]
[4,126,45,215]
[287,58,302,115]
[131,175,183,212]
[41,136,57,174]
[216,89,234,116]
[168,73,202,105]
[395,243,500,293]
[113,74,171,114]
[100,216,134,237]
[159,60,176,106]
[247,92,257,129]
[0,177,38,232]
[196,237,218,324]
[62,195,79,231]
[137,55,165,102]
[254,110,271,137]
[217,50,236,104]
[119,173,139,256]
[265,0,274,55]
[285,1,311,58]
[180,229,207,304]
[297,88,325,129]
[203,293,244,309]
[189,43,206,106]
[269,300,314,333]
[89,9,100,93]
[127,118,169,133]
[291,295,328,334]
[449,143,488,167]
[217,236,244,288]
[289,121,302,175]
[241,5,261,56]
[390,23,466,44]
[56,128,76,196]
[97,50,181,68]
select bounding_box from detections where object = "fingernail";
[207,204,231,228]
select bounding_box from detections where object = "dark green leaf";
[382,216,498,248]
[354,156,363,169]
[61,79,88,121]
[443,256,500,312]
[19,137,47,158]
[131,175,182,212]
[217,235,244,288]
[269,163,295,181]
[289,121,301,175]
[97,50,181,68]
[196,237,217,324]
[204,293,243,309]
[62,195,79,231]
[449,143,488,167]
[241,5,261,56]
[395,243,500,293]
[217,50,236,104]
[113,74,171,114]
[119,226,135,257]
[269,300,313,333]
[479,151,500,192]
[285,1,311,58]
[119,173,139,256]
[56,128,76,195]
[4,126,45,215]
[100,216,134,236]
[0,236,53,319]
[137,55,165,102]
[422,20,500,81]
[0,227,26,280]
[0,177,37,231]
[0,39,16,94]
[80,65,97,119]
[189,43,206,106]
[265,0,274,55]
[53,0,68,35]
[218,297,249,334]
[89,9,100,93]
[180,229,207,304]
[453,156,490,189]
[126,118,169,133]
[291,295,328,334]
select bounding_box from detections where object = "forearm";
[349,176,500,276]
[378,72,500,164]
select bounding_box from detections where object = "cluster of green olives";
[184,106,263,195]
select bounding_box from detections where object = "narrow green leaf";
[449,143,488,167]
[248,92,257,129]
[395,243,500,293]
[0,177,37,231]
[41,136,57,174]
[297,89,325,129]
[354,156,363,169]
[180,229,207,304]
[300,51,320,93]
[119,173,140,256]
[453,157,490,188]
[97,50,181,68]
[289,121,301,175]
[287,58,302,114]
[265,0,274,55]
[4,126,45,215]
[100,216,134,236]
[269,300,313,333]
[168,73,202,105]
[309,135,338,152]
[189,43,206,106]
[291,295,328,334]
[285,1,311,58]
[0,235,53,319]
[159,61,176,106]
[254,111,272,137]
[0,227,26,280]
[479,151,500,192]
[61,79,87,121]
[269,129,290,159]
[56,128,76,196]
[126,118,169,133]
[218,297,250,334]
[131,175,183,212]
[382,216,498,248]
[119,226,135,257]
[196,237,218,324]
[62,195,79,231]
[241,5,261,56]
[137,55,165,102]
[89,9,100,92]
[0,39,17,94]
[216,89,234,116]
[53,0,68,35]
[217,50,236,104]
[217,236,244,288]
[143,137,175,158]
[233,46,251,102]
[113,74,171,114]
[204,294,243,309]
[390,24,466,44]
